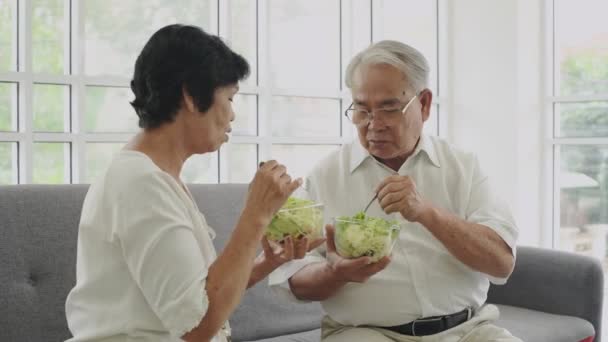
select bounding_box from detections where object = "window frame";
[0,0,446,184]
[545,0,608,247]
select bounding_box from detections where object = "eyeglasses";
[344,92,420,127]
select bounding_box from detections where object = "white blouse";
[65,151,228,341]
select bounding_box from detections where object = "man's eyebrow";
[378,98,400,106]
[354,98,400,106]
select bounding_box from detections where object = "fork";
[362,193,378,213]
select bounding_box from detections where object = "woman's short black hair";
[130,24,250,129]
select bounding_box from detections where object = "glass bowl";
[266,201,324,242]
[333,216,401,262]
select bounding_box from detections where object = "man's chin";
[370,151,398,162]
[368,144,393,156]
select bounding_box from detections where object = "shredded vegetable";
[334,212,400,262]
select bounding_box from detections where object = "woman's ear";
[182,86,196,113]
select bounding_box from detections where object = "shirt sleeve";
[465,155,519,285]
[117,172,210,337]
[268,175,327,302]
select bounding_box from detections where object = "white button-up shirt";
[269,135,518,327]
[65,151,228,342]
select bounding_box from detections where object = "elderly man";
[269,40,521,341]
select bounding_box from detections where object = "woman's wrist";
[240,207,271,233]
[249,253,283,288]
[255,251,284,271]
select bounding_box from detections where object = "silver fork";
[362,193,378,213]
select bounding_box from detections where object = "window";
[550,0,608,253]
[372,0,443,137]
[0,142,18,184]
[0,0,443,185]
[549,1,608,331]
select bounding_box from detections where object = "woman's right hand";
[243,160,302,227]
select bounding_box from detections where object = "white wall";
[446,0,546,246]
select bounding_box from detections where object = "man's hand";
[376,175,431,222]
[325,225,391,283]
[286,226,390,300]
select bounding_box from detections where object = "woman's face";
[183,84,239,154]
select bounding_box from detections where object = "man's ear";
[419,88,433,121]
[182,86,196,113]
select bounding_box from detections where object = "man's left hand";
[376,175,431,222]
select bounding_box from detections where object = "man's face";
[351,63,431,162]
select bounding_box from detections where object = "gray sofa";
[0,184,602,341]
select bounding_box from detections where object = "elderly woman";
[65,24,321,342]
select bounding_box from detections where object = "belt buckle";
[466,307,472,320]
[411,316,443,336]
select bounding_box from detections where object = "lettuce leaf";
[266,197,323,241]
[334,212,400,262]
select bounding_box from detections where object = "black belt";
[380,307,474,336]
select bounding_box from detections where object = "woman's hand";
[243,160,302,227]
[261,236,326,268]
[247,235,326,288]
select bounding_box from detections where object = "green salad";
[266,197,324,242]
[334,212,400,262]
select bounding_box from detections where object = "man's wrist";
[324,258,348,285]
[417,203,441,227]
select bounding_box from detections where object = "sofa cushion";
[189,184,325,341]
[495,304,595,342]
[0,185,88,342]
[488,246,603,339]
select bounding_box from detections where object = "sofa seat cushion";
[244,329,321,342]
[495,304,595,342]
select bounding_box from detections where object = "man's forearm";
[288,261,348,301]
[418,206,514,278]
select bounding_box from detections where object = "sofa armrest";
[487,246,603,339]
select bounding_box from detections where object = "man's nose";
[367,114,387,130]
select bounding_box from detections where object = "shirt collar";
[349,134,441,174]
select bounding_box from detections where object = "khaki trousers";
[321,305,523,342]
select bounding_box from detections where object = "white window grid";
[0,0,447,184]
[544,0,608,247]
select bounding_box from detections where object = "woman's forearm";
[182,209,268,341]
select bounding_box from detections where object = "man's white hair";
[345,40,430,93]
